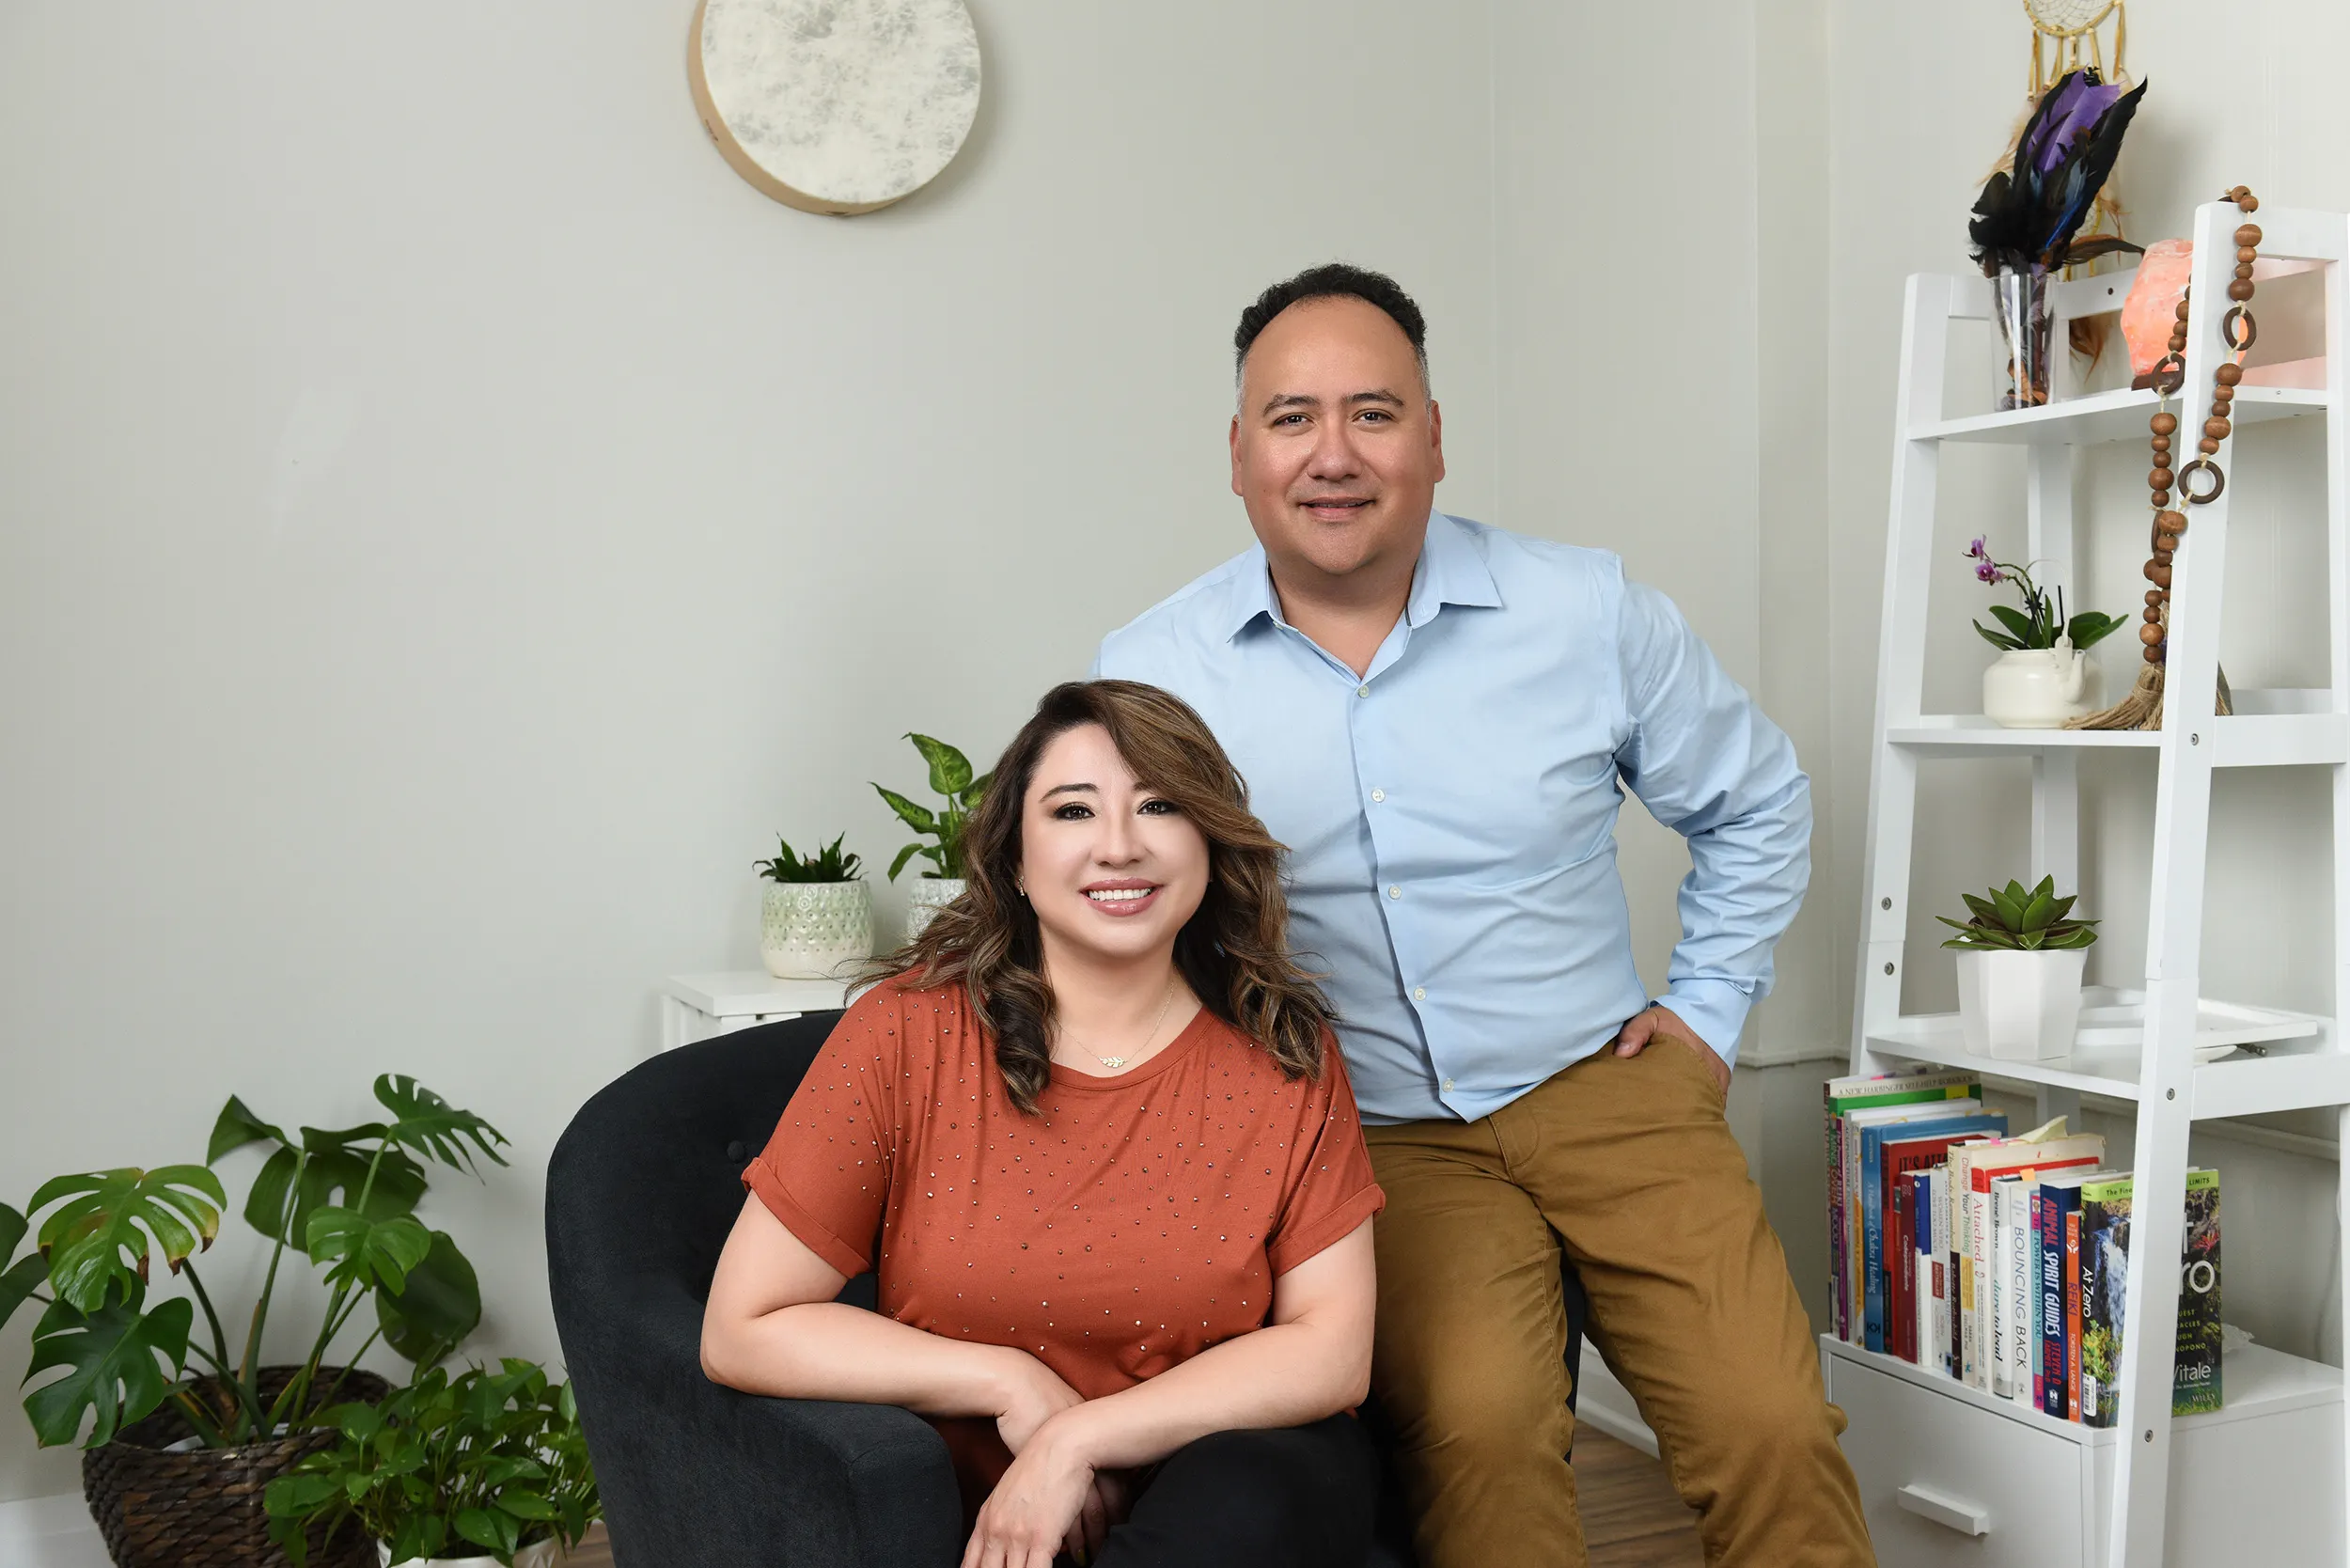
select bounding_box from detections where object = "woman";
[702,680,1384,1568]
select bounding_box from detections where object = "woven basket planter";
[82,1365,391,1568]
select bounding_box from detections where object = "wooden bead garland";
[2137,185,2261,666]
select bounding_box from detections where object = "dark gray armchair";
[546,1011,1586,1567]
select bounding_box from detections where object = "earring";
[1015,877,1026,897]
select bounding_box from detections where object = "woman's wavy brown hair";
[871,680,1333,1114]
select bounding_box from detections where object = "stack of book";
[1825,1070,2224,1422]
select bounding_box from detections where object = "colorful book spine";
[1865,1113,2000,1352]
[1929,1168,1952,1376]
[1988,1176,2017,1398]
[1888,1177,1914,1361]
[2078,1174,2131,1427]
[2006,1177,2037,1406]
[1912,1169,1935,1365]
[2065,1209,2083,1420]
[2038,1178,2088,1419]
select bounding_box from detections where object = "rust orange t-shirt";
[743,976,1383,1486]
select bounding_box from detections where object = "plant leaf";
[501,1488,557,1520]
[207,1097,290,1164]
[32,1167,225,1313]
[1960,893,2003,926]
[305,1207,433,1295]
[0,1252,49,1335]
[1988,604,2043,645]
[872,785,937,836]
[376,1231,481,1365]
[961,769,994,807]
[372,1077,509,1174]
[2020,888,2058,931]
[22,1284,193,1448]
[2067,611,2126,651]
[1989,887,2026,930]
[1,1201,26,1267]
[905,733,974,796]
[456,1505,520,1557]
[243,1133,430,1244]
[885,843,922,882]
[1973,620,2024,651]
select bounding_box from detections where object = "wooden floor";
[561,1430,1700,1565]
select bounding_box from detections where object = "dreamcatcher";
[2020,1,2137,360]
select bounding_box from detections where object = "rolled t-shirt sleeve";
[742,991,901,1278]
[1265,1038,1386,1278]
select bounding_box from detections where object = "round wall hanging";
[688,0,981,216]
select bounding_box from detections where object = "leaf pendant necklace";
[1059,975,1179,1073]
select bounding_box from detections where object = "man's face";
[1230,295,1444,589]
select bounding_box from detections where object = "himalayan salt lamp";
[2122,239,2196,384]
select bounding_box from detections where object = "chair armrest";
[560,1281,963,1568]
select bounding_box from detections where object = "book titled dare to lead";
[2078,1169,2222,1426]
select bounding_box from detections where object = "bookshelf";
[1840,201,2350,1567]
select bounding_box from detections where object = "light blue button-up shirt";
[1093,512,1810,1124]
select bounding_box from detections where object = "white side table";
[659,972,850,1052]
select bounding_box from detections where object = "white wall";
[1821,1,2350,1363]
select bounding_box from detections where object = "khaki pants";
[1363,1038,1873,1568]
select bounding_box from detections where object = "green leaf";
[2046,894,2078,923]
[2020,888,2058,931]
[377,1231,480,1364]
[1988,604,2044,646]
[244,1136,429,1243]
[1,1253,50,1335]
[1960,893,2003,926]
[872,785,937,836]
[1991,884,2029,929]
[305,1207,432,1294]
[905,733,974,796]
[2019,929,2047,950]
[960,769,994,807]
[32,1167,225,1313]
[2067,611,2127,651]
[886,842,922,883]
[501,1488,558,1520]
[208,1097,290,1164]
[456,1505,520,1557]
[372,1077,509,1174]
[22,1286,193,1448]
[265,1472,344,1517]
[2046,924,2101,949]
[0,1201,24,1266]
[1973,620,2024,651]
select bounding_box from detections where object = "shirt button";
[1442,1077,1455,1091]
[1356,684,1371,698]
[1413,986,1427,1001]
[1371,789,1386,803]
[1386,885,1402,900]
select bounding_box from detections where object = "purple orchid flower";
[1966,536,1989,560]
[1976,559,2005,585]
[2016,72,2124,180]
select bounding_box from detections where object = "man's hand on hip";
[1612,1005,1731,1095]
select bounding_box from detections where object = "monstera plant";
[0,1075,505,1451]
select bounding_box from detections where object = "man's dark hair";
[1233,262,1429,393]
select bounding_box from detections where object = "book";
[1926,1168,1952,1375]
[1989,1174,2030,1401]
[1888,1175,1915,1361]
[1824,1073,1980,1340]
[2007,1175,2038,1406]
[2065,1207,2084,1419]
[1954,1126,2105,1389]
[1846,1099,1986,1343]
[1866,1110,2003,1352]
[2078,1169,2222,1425]
[2034,1169,2101,1419]
[2178,1168,2224,1415]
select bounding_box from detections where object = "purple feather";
[2018,73,2123,180]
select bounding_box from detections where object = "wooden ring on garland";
[2222,306,2259,351]
[2177,458,2226,504]
[2150,353,2186,396]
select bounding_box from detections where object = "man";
[1093,263,1872,1567]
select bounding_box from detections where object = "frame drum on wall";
[688,0,982,216]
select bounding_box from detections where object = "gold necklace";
[1057,975,1180,1072]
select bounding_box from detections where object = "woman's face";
[1018,722,1210,970]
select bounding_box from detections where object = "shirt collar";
[1223,510,1501,641]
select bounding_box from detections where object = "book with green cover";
[2177,1169,2223,1415]
[2078,1169,2222,1426]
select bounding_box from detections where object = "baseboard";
[1574,1357,1660,1458]
[0,1492,108,1568]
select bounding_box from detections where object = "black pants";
[1088,1414,1377,1568]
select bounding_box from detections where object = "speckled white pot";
[903,877,967,941]
[760,881,873,980]
[379,1539,559,1568]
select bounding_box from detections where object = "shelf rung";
[1884,712,2348,766]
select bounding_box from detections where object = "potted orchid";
[1966,538,2125,728]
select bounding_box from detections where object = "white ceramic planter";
[1955,948,2088,1059]
[1982,645,2101,729]
[903,876,967,941]
[760,881,873,980]
[379,1539,559,1568]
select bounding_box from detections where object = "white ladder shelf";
[1844,199,2350,1567]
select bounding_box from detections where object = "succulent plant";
[753,833,863,884]
[1937,875,2099,951]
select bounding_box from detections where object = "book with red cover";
[1888,1177,1916,1360]
[1879,1124,2002,1356]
